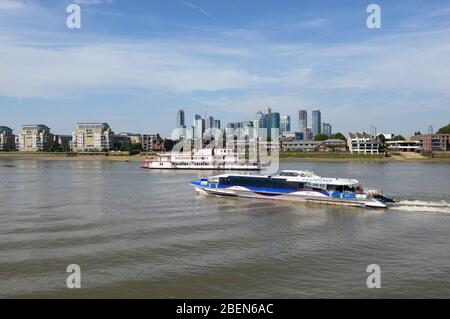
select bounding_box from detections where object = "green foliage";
[131,142,142,150]
[414,131,422,136]
[392,135,405,141]
[280,152,385,159]
[330,132,346,141]
[377,134,386,146]
[437,123,450,134]
[314,133,328,141]
[112,141,130,151]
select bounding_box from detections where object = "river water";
[0,160,449,298]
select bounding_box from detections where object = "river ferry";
[142,148,262,170]
[190,170,394,208]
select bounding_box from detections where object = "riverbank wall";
[0,151,448,163]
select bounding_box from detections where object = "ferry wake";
[190,170,395,208]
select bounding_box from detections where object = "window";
[327,184,342,192]
[279,171,298,177]
[326,184,356,192]
[219,176,302,190]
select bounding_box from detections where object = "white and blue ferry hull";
[191,179,387,208]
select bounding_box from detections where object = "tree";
[392,135,405,141]
[414,131,422,136]
[314,133,328,141]
[330,132,346,141]
[113,141,122,151]
[377,134,386,146]
[437,123,450,134]
[377,134,387,154]
[131,142,142,151]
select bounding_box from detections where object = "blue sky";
[0,0,449,136]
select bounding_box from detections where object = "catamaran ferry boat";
[191,170,395,208]
[142,148,262,170]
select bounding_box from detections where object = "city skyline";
[0,104,442,139]
[1,1,449,136]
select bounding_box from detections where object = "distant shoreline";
[0,152,149,162]
[279,152,450,163]
[1,152,449,163]
[279,157,450,163]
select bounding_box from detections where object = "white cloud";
[0,38,277,98]
[425,6,450,19]
[1,27,450,103]
[268,29,450,95]
[1,25,450,102]
[0,0,26,10]
[0,3,449,133]
[315,33,450,94]
[193,95,312,117]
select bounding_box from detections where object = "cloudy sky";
[0,0,449,136]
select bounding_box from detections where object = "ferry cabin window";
[327,184,343,192]
[279,171,298,177]
[219,176,303,189]
[326,184,356,192]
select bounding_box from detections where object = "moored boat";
[190,169,394,208]
[142,148,262,170]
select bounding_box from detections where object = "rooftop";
[21,124,50,130]
[76,123,110,129]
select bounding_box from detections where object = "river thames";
[0,160,449,298]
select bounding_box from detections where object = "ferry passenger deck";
[191,170,394,208]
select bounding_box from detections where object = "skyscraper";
[193,115,205,139]
[213,119,221,129]
[254,111,266,137]
[312,110,321,136]
[323,123,332,137]
[176,109,185,128]
[268,112,280,137]
[193,114,201,126]
[206,115,214,130]
[298,110,307,132]
[280,115,291,134]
